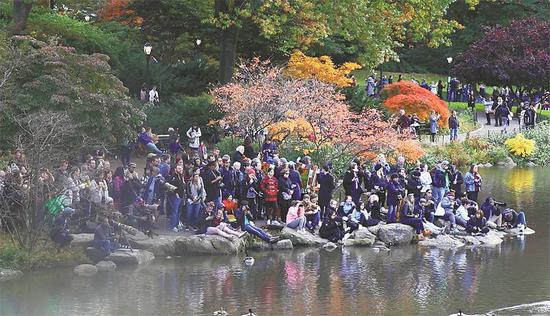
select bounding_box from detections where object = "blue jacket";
[432,169,446,188]
[463,172,476,192]
[386,181,403,206]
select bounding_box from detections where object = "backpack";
[46,195,65,217]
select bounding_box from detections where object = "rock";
[367,224,382,236]
[85,247,109,263]
[95,260,116,271]
[496,156,517,168]
[174,234,247,255]
[477,163,493,168]
[476,230,503,246]
[418,235,465,249]
[71,233,95,248]
[279,227,328,246]
[377,224,415,245]
[344,228,376,247]
[505,227,535,236]
[129,235,178,256]
[0,269,23,282]
[247,239,294,251]
[74,264,98,277]
[106,249,155,265]
[322,242,338,252]
[454,235,482,246]
[526,162,537,167]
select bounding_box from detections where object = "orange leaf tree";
[286,51,361,88]
[381,81,450,127]
[99,0,143,25]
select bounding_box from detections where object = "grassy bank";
[0,234,89,270]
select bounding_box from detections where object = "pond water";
[1,168,549,316]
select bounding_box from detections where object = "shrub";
[505,134,535,157]
[381,81,450,127]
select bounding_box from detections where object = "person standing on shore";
[448,111,459,141]
[429,111,441,143]
[463,164,482,203]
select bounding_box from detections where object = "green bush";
[145,94,222,143]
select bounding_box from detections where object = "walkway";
[420,111,521,146]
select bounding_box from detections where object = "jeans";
[517,212,527,226]
[437,211,456,227]
[455,216,468,228]
[146,142,163,155]
[186,203,201,227]
[286,217,306,230]
[93,239,117,254]
[169,196,182,229]
[450,128,458,141]
[306,212,321,230]
[432,186,446,206]
[243,224,271,242]
[467,191,479,203]
[387,204,398,223]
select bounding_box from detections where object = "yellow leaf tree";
[286,51,361,88]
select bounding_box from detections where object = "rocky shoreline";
[0,224,534,280]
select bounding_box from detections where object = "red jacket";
[260,175,279,202]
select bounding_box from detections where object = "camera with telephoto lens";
[494,201,507,207]
[156,176,178,193]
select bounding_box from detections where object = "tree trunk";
[215,0,241,84]
[12,0,33,35]
[219,25,240,84]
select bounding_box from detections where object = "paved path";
[420,111,521,146]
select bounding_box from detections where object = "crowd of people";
[1,122,531,255]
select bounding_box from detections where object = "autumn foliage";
[99,0,143,25]
[212,59,424,163]
[381,81,450,127]
[286,51,361,88]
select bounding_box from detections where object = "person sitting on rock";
[93,217,118,254]
[400,194,426,241]
[319,208,345,243]
[351,201,379,227]
[199,201,246,240]
[421,190,436,223]
[365,194,383,222]
[438,191,460,234]
[235,201,279,244]
[466,209,490,235]
[50,208,75,248]
[501,208,527,231]
[303,194,321,231]
[285,200,307,232]
[338,195,356,219]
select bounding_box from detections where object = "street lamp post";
[446,57,453,101]
[195,39,202,62]
[143,42,152,83]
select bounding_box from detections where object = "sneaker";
[272,220,281,226]
[177,222,184,230]
[171,227,179,233]
[267,219,272,225]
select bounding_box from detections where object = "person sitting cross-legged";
[466,209,490,235]
[93,217,119,254]
[285,200,307,232]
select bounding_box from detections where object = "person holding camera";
[480,197,504,229]
[285,200,307,232]
[93,217,118,254]
[168,164,186,232]
[464,164,482,203]
[386,173,404,223]
[203,161,223,208]
[186,168,206,231]
[50,208,75,248]
[278,169,294,223]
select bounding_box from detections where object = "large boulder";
[367,224,382,236]
[418,235,465,250]
[106,249,155,265]
[74,264,98,277]
[454,235,482,246]
[71,233,95,248]
[496,156,517,168]
[377,224,415,245]
[85,247,109,263]
[129,235,178,256]
[0,269,23,282]
[322,242,338,252]
[344,228,376,247]
[476,230,503,246]
[279,227,328,246]
[174,234,247,255]
[95,260,117,271]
